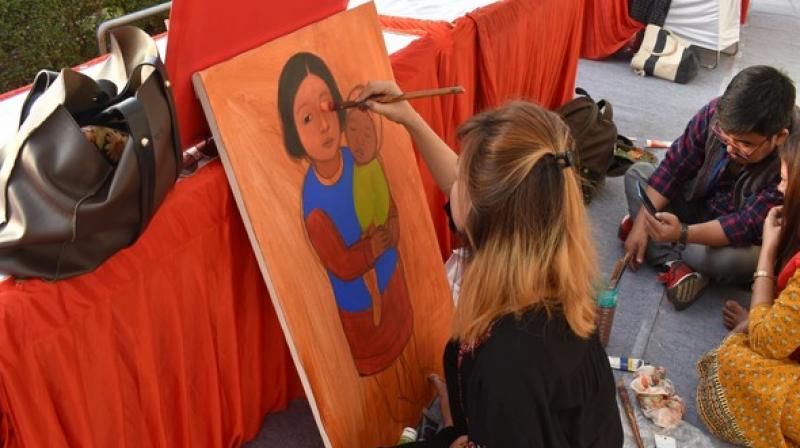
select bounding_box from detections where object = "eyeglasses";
[711,122,772,159]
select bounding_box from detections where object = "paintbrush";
[617,379,645,448]
[323,86,465,111]
[607,253,632,291]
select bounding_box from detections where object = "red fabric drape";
[382,0,584,257]
[741,0,750,24]
[470,0,584,110]
[0,163,303,447]
[580,0,643,60]
[381,15,479,259]
[165,0,347,147]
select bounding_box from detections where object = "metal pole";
[97,1,172,55]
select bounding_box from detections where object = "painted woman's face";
[346,108,379,165]
[293,74,340,162]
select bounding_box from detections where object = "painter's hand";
[357,81,419,126]
[625,213,649,271]
[762,206,783,254]
[644,211,681,244]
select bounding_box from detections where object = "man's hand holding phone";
[626,182,675,270]
[635,182,683,244]
[637,182,659,217]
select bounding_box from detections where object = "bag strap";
[597,98,613,123]
[18,70,59,127]
[576,87,596,101]
[650,29,679,57]
[105,97,157,233]
[115,58,182,177]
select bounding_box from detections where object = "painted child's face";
[293,74,340,163]
[346,108,379,164]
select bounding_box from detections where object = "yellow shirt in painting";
[353,159,389,231]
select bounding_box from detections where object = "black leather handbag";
[0,26,181,280]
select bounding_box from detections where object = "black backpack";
[557,88,618,203]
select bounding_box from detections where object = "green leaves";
[0,0,167,93]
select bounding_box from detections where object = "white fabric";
[663,0,740,51]
[444,248,466,306]
[382,30,420,55]
[349,0,498,22]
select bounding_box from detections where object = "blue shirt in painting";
[302,147,398,312]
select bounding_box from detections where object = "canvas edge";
[191,71,333,448]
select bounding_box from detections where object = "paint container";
[397,427,417,444]
[608,356,645,372]
[596,288,618,347]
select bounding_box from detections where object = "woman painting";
[277,52,413,377]
[697,132,800,447]
[360,81,623,447]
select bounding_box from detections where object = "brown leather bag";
[557,88,618,203]
[0,26,181,280]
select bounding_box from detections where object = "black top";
[437,309,623,447]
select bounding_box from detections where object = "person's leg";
[624,162,656,220]
[623,162,677,266]
[680,244,761,285]
[662,245,758,310]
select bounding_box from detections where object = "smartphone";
[637,182,658,216]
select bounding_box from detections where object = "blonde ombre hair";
[452,101,598,343]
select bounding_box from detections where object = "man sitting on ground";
[621,65,797,310]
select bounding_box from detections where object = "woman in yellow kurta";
[697,133,800,448]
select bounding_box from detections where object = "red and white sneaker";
[618,214,633,242]
[658,261,708,311]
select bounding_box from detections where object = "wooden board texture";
[193,4,453,447]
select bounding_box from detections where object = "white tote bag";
[631,24,699,84]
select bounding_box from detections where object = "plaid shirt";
[648,99,782,246]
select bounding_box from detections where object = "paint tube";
[608,356,644,372]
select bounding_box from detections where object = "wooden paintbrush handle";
[376,86,465,104]
[331,86,465,111]
[608,253,632,291]
[617,380,645,448]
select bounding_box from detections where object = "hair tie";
[554,151,574,170]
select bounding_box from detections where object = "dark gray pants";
[624,162,759,284]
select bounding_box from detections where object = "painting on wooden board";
[193,3,453,446]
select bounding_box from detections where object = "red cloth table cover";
[581,0,643,60]
[0,163,303,447]
[0,0,585,445]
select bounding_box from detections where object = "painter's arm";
[358,81,458,195]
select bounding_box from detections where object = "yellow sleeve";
[748,269,800,359]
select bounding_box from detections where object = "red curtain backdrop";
[470,0,585,109]
[165,0,347,148]
[0,0,586,445]
[382,0,584,257]
[581,0,643,60]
